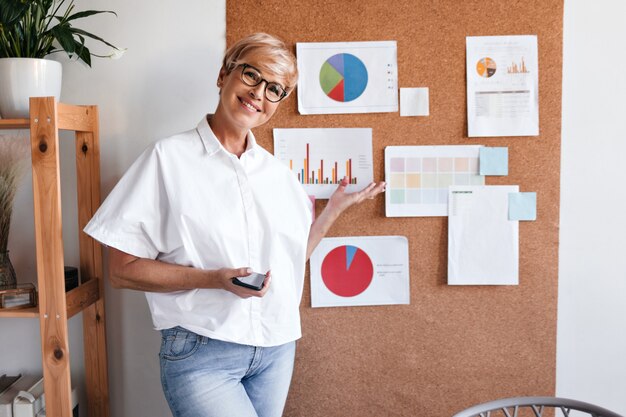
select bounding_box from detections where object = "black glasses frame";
[239,64,288,103]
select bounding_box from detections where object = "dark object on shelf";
[0,251,17,288]
[0,283,37,309]
[0,373,21,395]
[64,266,79,292]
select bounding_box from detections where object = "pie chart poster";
[296,41,398,115]
[309,236,409,308]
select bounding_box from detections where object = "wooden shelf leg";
[30,97,74,417]
[76,111,110,417]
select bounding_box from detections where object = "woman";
[85,33,385,417]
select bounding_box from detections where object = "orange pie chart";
[476,57,497,78]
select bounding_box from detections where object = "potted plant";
[0,0,120,118]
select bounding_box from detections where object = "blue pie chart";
[319,53,368,102]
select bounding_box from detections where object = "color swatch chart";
[274,128,373,199]
[385,145,484,217]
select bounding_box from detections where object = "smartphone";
[232,272,266,291]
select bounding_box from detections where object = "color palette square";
[385,145,485,217]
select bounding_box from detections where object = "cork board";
[227,1,563,416]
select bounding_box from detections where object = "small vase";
[0,251,17,288]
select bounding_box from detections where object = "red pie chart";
[320,245,374,297]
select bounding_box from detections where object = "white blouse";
[85,116,312,347]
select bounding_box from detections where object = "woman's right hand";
[217,268,271,299]
[108,247,272,296]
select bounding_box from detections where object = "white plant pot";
[0,58,62,119]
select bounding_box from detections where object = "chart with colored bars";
[273,128,373,199]
[507,57,529,74]
[385,145,485,217]
[297,143,357,185]
[296,41,398,114]
[310,236,410,308]
[320,53,368,102]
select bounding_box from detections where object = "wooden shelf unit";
[0,97,109,417]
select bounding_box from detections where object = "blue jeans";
[159,326,296,417]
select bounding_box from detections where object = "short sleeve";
[84,144,181,259]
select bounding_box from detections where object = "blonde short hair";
[222,33,298,91]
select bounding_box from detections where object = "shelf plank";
[0,119,29,129]
[0,306,39,318]
[0,279,101,319]
[0,102,95,132]
[58,102,96,132]
[66,278,100,319]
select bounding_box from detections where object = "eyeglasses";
[239,64,287,103]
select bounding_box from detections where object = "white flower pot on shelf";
[0,58,62,119]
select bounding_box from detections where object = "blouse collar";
[196,114,257,157]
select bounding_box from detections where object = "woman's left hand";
[326,176,386,215]
[306,176,386,260]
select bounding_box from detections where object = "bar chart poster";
[273,128,374,199]
[309,236,410,308]
[296,41,398,114]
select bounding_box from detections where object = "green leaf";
[70,27,118,50]
[73,38,91,66]
[0,0,33,27]
[65,9,117,22]
[51,24,75,53]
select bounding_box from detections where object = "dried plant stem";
[0,136,29,253]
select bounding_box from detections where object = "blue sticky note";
[480,147,508,176]
[509,192,537,221]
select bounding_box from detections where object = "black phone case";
[232,275,264,291]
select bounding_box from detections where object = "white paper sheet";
[273,128,374,199]
[448,185,519,285]
[466,35,539,137]
[385,145,484,217]
[400,87,429,116]
[296,41,398,114]
[310,236,410,308]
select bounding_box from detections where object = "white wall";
[0,1,225,416]
[557,0,626,414]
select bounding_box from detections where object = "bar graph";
[507,57,529,74]
[292,143,357,185]
[274,128,373,199]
